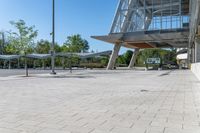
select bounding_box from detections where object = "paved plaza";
[0,70,200,133]
[0,69,68,77]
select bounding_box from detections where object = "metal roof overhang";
[57,50,112,59]
[79,50,112,59]
[26,54,51,59]
[91,29,189,49]
[0,55,21,60]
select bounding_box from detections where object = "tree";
[35,40,51,54]
[8,20,38,54]
[115,50,133,66]
[0,39,3,54]
[0,32,5,54]
[116,55,126,65]
[136,48,177,67]
[63,34,89,52]
[8,20,38,76]
[124,50,133,64]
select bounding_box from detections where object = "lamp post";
[51,0,56,74]
[0,31,5,55]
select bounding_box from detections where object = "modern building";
[92,0,200,72]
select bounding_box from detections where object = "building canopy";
[0,50,112,60]
[0,55,21,60]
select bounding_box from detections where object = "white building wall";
[191,63,200,81]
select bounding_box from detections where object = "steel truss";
[110,0,190,33]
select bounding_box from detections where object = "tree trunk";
[25,57,28,77]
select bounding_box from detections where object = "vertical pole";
[8,60,11,69]
[43,59,45,70]
[192,45,195,63]
[33,60,36,69]
[160,0,163,30]
[62,57,65,70]
[0,32,2,54]
[18,58,20,69]
[51,0,56,74]
[25,56,28,77]
[170,0,172,29]
[179,0,182,28]
[3,60,6,69]
[0,32,5,55]
[70,53,72,73]
[187,46,191,68]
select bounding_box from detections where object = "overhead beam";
[121,2,180,12]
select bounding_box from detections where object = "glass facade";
[110,0,190,33]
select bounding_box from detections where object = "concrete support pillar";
[187,47,192,66]
[195,37,200,63]
[8,60,11,69]
[107,44,121,70]
[128,49,140,69]
[192,45,195,63]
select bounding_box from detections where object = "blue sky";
[0,0,129,54]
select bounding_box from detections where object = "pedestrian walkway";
[0,70,200,133]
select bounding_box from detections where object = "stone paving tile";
[37,128,70,133]
[0,70,200,133]
[0,127,20,133]
[164,127,200,133]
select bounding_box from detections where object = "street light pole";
[51,0,56,74]
[0,32,5,55]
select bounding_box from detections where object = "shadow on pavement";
[159,70,174,77]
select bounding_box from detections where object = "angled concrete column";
[107,44,121,70]
[128,49,139,69]
[195,37,200,63]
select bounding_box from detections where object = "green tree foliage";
[0,39,3,54]
[1,20,108,69]
[100,57,109,66]
[0,32,4,54]
[116,49,177,67]
[63,34,89,52]
[116,50,133,66]
[124,50,133,64]
[6,20,38,54]
[136,48,177,66]
[116,55,126,65]
[54,43,62,53]
[35,40,51,54]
